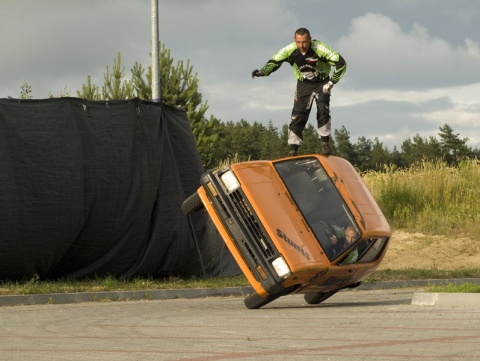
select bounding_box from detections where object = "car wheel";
[244,291,279,309]
[244,285,298,309]
[304,290,338,305]
[181,192,204,215]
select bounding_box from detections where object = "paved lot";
[1,289,479,360]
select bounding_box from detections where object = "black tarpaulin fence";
[0,98,239,281]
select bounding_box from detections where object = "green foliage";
[401,134,442,167]
[1,271,480,295]
[19,81,32,99]
[192,115,222,169]
[215,120,286,164]
[366,267,480,282]
[77,53,134,100]
[0,275,249,295]
[400,124,473,167]
[370,137,391,171]
[362,159,480,235]
[77,45,216,168]
[259,121,287,159]
[77,75,101,100]
[353,136,373,171]
[48,86,72,98]
[427,282,480,293]
[438,123,472,164]
[334,125,357,164]
[101,52,135,100]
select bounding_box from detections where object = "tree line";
[20,45,480,171]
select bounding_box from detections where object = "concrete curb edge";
[1,278,479,307]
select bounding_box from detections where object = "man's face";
[345,229,358,245]
[294,33,311,53]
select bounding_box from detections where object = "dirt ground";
[378,231,480,270]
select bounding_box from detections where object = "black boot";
[287,144,298,157]
[321,142,331,156]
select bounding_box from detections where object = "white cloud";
[464,38,480,58]
[336,12,480,89]
[330,82,480,149]
[335,82,480,108]
[1,1,479,152]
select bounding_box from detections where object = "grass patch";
[362,159,480,236]
[426,283,480,293]
[365,267,480,283]
[1,268,480,296]
[0,275,249,296]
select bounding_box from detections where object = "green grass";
[362,159,480,236]
[365,267,480,282]
[360,159,480,294]
[0,275,249,296]
[1,268,480,296]
[426,283,480,293]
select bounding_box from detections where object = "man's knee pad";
[316,104,331,128]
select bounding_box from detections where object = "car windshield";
[274,157,359,261]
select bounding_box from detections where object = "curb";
[1,278,479,307]
[412,292,480,308]
[0,287,253,307]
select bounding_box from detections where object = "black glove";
[251,69,265,79]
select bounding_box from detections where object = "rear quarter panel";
[319,156,391,237]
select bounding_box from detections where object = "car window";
[274,157,359,261]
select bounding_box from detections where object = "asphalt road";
[1,289,479,360]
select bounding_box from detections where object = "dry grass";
[362,159,480,236]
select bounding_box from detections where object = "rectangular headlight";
[272,256,291,279]
[220,170,240,193]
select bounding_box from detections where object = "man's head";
[344,226,359,246]
[294,28,311,53]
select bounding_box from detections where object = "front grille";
[229,190,277,259]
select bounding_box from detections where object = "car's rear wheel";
[304,290,338,305]
[181,192,204,215]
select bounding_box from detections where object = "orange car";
[182,154,391,309]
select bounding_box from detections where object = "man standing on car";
[252,28,346,156]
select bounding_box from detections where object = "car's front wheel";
[181,192,204,215]
[244,285,299,309]
[244,291,279,309]
[304,290,338,305]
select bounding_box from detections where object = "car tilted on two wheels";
[182,154,391,309]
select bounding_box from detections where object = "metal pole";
[151,0,160,101]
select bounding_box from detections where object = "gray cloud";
[335,98,452,147]
[1,0,479,150]
[1,0,151,97]
[337,12,480,89]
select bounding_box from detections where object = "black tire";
[304,290,338,305]
[181,192,204,215]
[244,291,280,309]
[244,285,299,309]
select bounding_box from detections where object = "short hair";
[295,28,311,38]
[345,225,359,237]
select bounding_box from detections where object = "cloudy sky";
[1,0,479,150]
